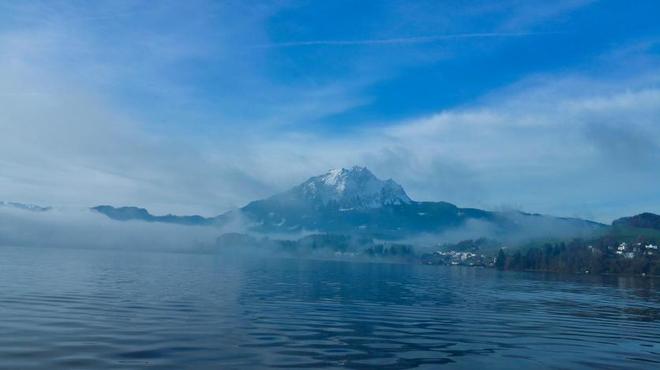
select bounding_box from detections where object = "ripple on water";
[0,246,658,369]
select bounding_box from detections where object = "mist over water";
[0,207,235,252]
[2,2,660,370]
[0,246,658,369]
[0,205,604,257]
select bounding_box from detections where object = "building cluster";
[613,242,658,259]
[421,250,493,267]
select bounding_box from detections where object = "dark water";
[0,246,659,369]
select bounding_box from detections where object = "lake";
[0,246,658,369]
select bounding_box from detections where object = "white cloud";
[251,32,555,49]
[0,1,658,225]
[255,67,660,222]
[0,206,233,251]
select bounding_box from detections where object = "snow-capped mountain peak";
[295,166,412,208]
[320,168,348,191]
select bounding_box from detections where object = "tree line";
[495,238,660,276]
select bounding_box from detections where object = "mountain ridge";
[87,166,616,240]
[91,205,217,226]
[612,212,660,230]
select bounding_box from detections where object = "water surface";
[0,246,658,369]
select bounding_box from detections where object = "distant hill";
[91,205,216,226]
[612,212,660,231]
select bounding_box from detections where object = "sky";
[1,0,659,223]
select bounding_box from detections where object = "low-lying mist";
[0,206,605,259]
[0,207,235,252]
[401,213,606,254]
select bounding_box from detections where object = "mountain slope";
[92,205,216,225]
[235,167,602,238]
[239,197,496,235]
[92,166,604,240]
[291,166,412,209]
[237,167,481,234]
[612,212,660,231]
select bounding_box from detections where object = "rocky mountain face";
[291,166,412,209]
[235,167,601,238]
[236,167,488,235]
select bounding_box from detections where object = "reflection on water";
[0,246,658,369]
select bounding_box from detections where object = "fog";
[0,207,237,252]
[1,3,659,223]
[400,213,605,254]
[0,204,605,258]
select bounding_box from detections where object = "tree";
[509,251,523,270]
[495,249,506,270]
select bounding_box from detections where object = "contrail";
[251,32,560,49]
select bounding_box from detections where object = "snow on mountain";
[87,165,604,240]
[292,166,412,209]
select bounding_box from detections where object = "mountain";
[236,166,491,235]
[290,166,412,209]
[92,205,216,226]
[235,167,601,238]
[92,166,604,240]
[612,213,660,230]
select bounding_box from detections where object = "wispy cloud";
[251,31,561,49]
[1,0,658,224]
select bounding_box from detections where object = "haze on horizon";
[1,0,660,223]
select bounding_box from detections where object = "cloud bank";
[0,207,222,251]
[0,1,659,223]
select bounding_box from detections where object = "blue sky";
[1,0,660,222]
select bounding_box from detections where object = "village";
[420,250,494,267]
[613,242,658,259]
